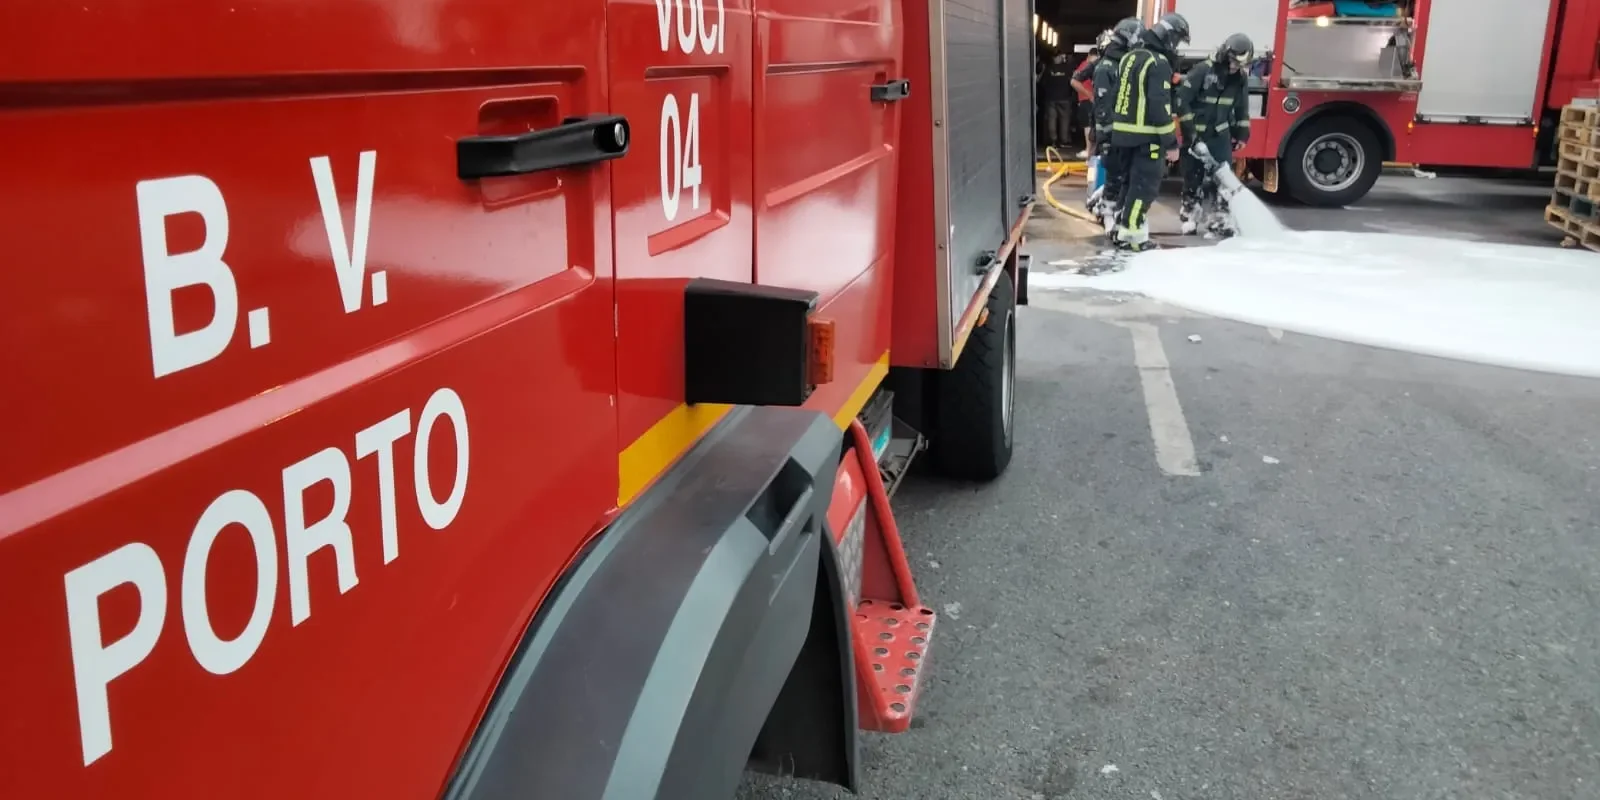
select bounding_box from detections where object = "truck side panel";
[891,0,1033,370]
[1168,0,1279,61]
[0,2,619,797]
[1414,0,1556,123]
[611,0,758,503]
[615,0,901,504]
[941,0,1008,328]
[889,0,945,368]
[1545,0,1600,111]
[754,0,902,422]
[1002,0,1035,224]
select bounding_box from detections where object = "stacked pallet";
[1547,105,1600,250]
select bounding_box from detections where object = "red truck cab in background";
[0,0,1035,797]
[1154,0,1600,205]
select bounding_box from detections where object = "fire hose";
[1039,160,1099,224]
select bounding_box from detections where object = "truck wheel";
[1282,115,1381,207]
[930,271,1016,481]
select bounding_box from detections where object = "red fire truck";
[0,0,1036,797]
[1153,0,1600,205]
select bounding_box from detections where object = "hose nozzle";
[1189,140,1221,172]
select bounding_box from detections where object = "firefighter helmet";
[1112,17,1144,47]
[1219,33,1255,69]
[1152,12,1191,48]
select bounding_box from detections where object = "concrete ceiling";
[1036,0,1138,54]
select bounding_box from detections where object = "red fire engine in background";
[0,0,1036,797]
[1155,0,1600,205]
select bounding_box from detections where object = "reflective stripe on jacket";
[1108,47,1177,149]
[1176,57,1251,144]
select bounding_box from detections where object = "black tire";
[929,271,1017,481]
[1281,114,1382,207]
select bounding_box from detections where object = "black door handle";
[457,114,630,180]
[870,79,911,103]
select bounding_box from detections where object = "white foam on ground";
[1032,230,1600,378]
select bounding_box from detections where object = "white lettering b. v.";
[136,175,239,378]
[309,151,381,314]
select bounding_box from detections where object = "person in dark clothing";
[1107,12,1190,250]
[1040,52,1076,149]
[1091,17,1144,228]
[1177,33,1254,236]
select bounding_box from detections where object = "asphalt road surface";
[739,175,1600,799]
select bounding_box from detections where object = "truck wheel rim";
[1002,309,1015,443]
[1303,132,1362,193]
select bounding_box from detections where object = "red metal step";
[831,420,937,733]
[853,599,935,731]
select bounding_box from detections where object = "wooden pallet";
[1546,203,1580,235]
[1558,126,1600,150]
[1558,138,1593,160]
[1560,105,1600,127]
[1551,188,1599,219]
[1553,164,1600,200]
[1557,122,1600,146]
[1549,103,1600,249]
[1546,204,1600,252]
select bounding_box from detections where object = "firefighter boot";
[1205,196,1236,239]
[1112,223,1152,252]
[1178,196,1201,235]
[1099,201,1119,233]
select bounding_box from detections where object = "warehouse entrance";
[1035,0,1139,155]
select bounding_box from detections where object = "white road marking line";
[1122,322,1200,476]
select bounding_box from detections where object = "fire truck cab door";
[608,0,757,471]
[0,3,619,797]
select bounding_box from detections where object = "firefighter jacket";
[1091,40,1130,140]
[1176,57,1251,146]
[1108,47,1177,150]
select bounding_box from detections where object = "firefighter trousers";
[1114,142,1166,243]
[1181,135,1234,204]
[1100,145,1130,210]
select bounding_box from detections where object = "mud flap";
[444,407,844,800]
[1014,252,1031,306]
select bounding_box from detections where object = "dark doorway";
[1035,0,1139,155]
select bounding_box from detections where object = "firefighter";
[1177,33,1255,236]
[1107,12,1190,250]
[1091,17,1144,228]
[1040,51,1076,150]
